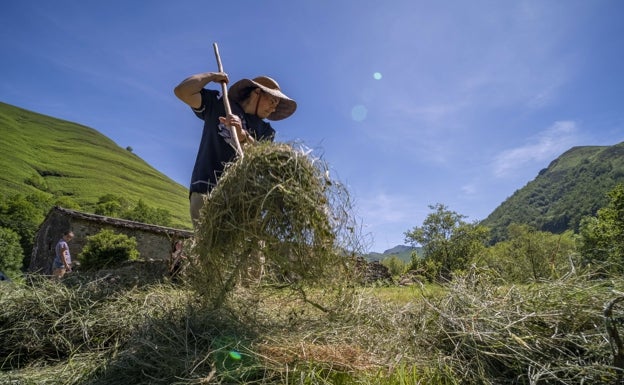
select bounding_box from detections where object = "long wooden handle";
[213,42,244,158]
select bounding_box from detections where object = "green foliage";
[380,255,408,276]
[478,224,579,282]
[93,195,171,226]
[0,227,24,280]
[0,102,191,229]
[409,258,442,282]
[24,172,49,191]
[482,143,624,243]
[363,246,419,264]
[94,193,130,217]
[79,229,140,270]
[0,193,47,266]
[121,199,172,227]
[404,203,489,281]
[579,183,624,273]
[53,196,81,210]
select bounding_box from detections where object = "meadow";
[1,266,622,385]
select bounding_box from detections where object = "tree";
[404,203,489,282]
[0,227,24,281]
[479,224,578,282]
[93,196,172,227]
[94,194,130,217]
[381,255,408,277]
[0,194,46,268]
[121,199,172,227]
[579,183,624,273]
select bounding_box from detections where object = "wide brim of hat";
[228,78,297,121]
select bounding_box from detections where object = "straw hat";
[229,76,297,121]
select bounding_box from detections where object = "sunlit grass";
[2,266,621,384]
[0,102,191,228]
[370,283,446,305]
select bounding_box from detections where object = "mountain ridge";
[3,101,624,247]
[481,141,624,243]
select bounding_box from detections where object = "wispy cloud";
[461,183,478,195]
[354,191,430,251]
[356,192,423,225]
[492,120,581,177]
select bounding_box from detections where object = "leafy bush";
[122,199,172,227]
[94,194,130,217]
[0,227,24,280]
[478,224,579,282]
[0,193,47,266]
[79,229,140,270]
[53,196,81,210]
[93,195,172,227]
[380,255,408,276]
[579,183,624,274]
[405,203,489,282]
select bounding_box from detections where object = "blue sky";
[1,1,623,252]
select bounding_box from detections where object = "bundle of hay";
[191,142,358,308]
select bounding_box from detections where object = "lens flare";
[351,105,367,122]
[373,72,382,80]
[229,351,242,360]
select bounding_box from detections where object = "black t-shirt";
[189,89,275,194]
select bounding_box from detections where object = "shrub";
[79,229,140,270]
[380,255,407,277]
[0,193,46,266]
[121,199,172,227]
[0,227,24,280]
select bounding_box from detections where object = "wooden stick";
[213,42,244,159]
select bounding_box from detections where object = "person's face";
[255,90,280,119]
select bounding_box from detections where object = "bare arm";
[173,72,229,109]
[61,245,71,271]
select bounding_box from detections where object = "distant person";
[52,231,74,278]
[174,72,297,226]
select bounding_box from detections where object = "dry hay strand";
[257,341,379,372]
[191,142,359,308]
[415,268,619,384]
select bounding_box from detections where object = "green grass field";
[0,102,191,228]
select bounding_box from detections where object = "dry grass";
[411,268,621,384]
[190,142,361,309]
[2,267,624,384]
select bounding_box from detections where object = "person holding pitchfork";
[174,67,297,227]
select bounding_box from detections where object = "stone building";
[29,206,193,274]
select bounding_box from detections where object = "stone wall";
[30,207,193,275]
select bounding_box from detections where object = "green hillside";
[482,142,624,243]
[0,102,191,229]
[365,245,421,263]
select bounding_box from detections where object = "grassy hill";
[0,102,191,229]
[364,245,421,263]
[482,142,624,243]
[5,99,624,247]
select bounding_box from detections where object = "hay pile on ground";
[2,268,623,384]
[411,268,619,384]
[191,142,360,308]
